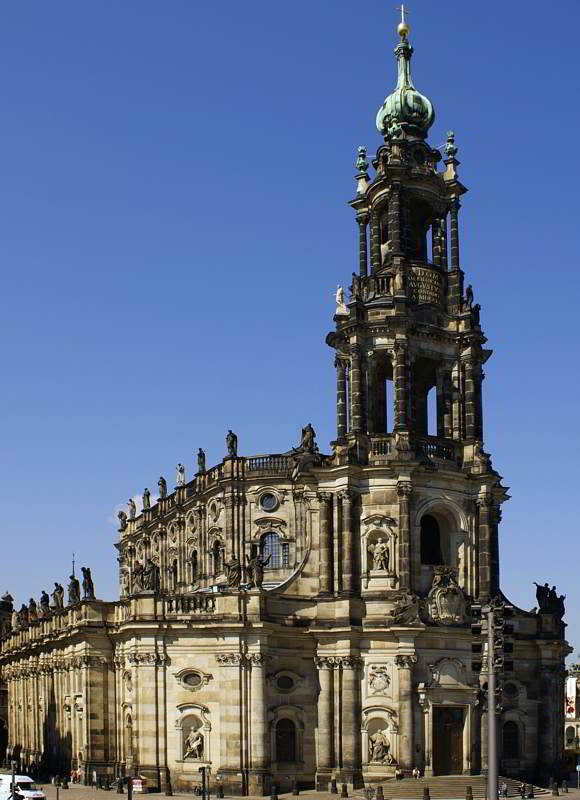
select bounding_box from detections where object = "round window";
[276,675,294,692]
[260,493,278,512]
[183,673,202,688]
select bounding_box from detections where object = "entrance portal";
[432,706,464,775]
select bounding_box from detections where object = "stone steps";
[355,775,550,799]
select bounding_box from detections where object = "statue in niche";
[81,567,95,600]
[68,575,81,606]
[28,598,38,621]
[191,551,199,580]
[142,488,151,510]
[128,498,136,520]
[370,538,389,571]
[143,558,160,593]
[183,726,204,760]
[39,591,50,617]
[300,423,316,453]
[118,510,128,531]
[393,263,405,294]
[52,582,65,609]
[369,728,395,764]
[176,464,185,486]
[226,430,238,457]
[197,448,206,473]
[224,556,242,588]
[246,553,271,589]
[168,560,178,591]
[131,562,144,593]
[158,476,167,499]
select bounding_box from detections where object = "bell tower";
[327,12,504,600]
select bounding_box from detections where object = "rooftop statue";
[68,575,81,606]
[143,488,151,510]
[118,510,128,531]
[197,447,206,473]
[176,463,186,486]
[158,476,167,499]
[52,582,65,609]
[128,498,136,520]
[39,591,50,616]
[28,598,38,622]
[300,423,316,453]
[81,567,95,600]
[224,556,242,588]
[246,553,271,590]
[226,430,238,457]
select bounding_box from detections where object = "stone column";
[317,493,332,595]
[388,189,401,254]
[477,496,493,600]
[393,342,409,432]
[248,653,270,794]
[397,481,412,589]
[340,657,363,788]
[395,654,417,770]
[443,371,453,439]
[216,653,245,796]
[463,360,476,439]
[365,351,375,435]
[450,197,460,269]
[371,210,381,272]
[350,346,362,433]
[314,657,334,789]
[336,358,347,440]
[224,495,235,558]
[490,505,501,597]
[436,366,445,438]
[340,491,355,594]
[357,214,369,278]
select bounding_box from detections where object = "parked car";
[0,776,46,800]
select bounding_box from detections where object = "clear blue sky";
[1,1,579,655]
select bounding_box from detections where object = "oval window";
[276,675,294,692]
[260,493,278,512]
[183,673,202,688]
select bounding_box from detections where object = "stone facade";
[0,18,570,795]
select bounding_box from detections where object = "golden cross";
[396,4,410,24]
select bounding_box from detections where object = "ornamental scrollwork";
[395,654,417,669]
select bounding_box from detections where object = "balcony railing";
[164,594,216,616]
[247,454,291,473]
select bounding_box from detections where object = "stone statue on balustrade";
[142,488,151,510]
[176,463,186,486]
[128,498,136,520]
[28,598,38,622]
[11,608,19,631]
[335,285,348,315]
[534,582,566,618]
[118,510,128,531]
[39,591,50,617]
[197,448,206,473]
[68,575,81,606]
[183,727,204,760]
[246,553,271,589]
[351,272,361,299]
[300,423,316,453]
[224,556,242,588]
[18,604,29,627]
[465,284,474,309]
[370,538,389,571]
[158,476,167,499]
[143,558,160,593]
[226,430,238,457]
[52,582,65,610]
[81,567,95,600]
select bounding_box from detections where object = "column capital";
[395,654,417,669]
[339,489,356,503]
[338,655,364,671]
[356,212,370,225]
[216,652,245,666]
[248,653,269,666]
[317,491,332,504]
[476,495,494,509]
[314,656,337,670]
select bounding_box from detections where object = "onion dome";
[376,13,435,139]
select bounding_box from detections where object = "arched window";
[503,721,519,759]
[420,514,443,565]
[566,725,575,745]
[276,718,297,762]
[191,550,198,580]
[261,532,288,569]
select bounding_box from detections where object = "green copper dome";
[376,33,435,138]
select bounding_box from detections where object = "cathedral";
[0,16,569,795]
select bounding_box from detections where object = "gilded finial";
[396,4,410,39]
